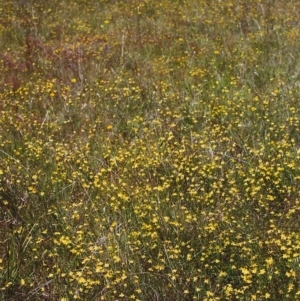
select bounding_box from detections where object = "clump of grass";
[1,0,300,300]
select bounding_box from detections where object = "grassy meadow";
[2,0,300,300]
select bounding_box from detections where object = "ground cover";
[1,0,300,300]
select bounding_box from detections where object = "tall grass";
[1,0,300,300]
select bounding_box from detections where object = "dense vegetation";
[1,0,300,300]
